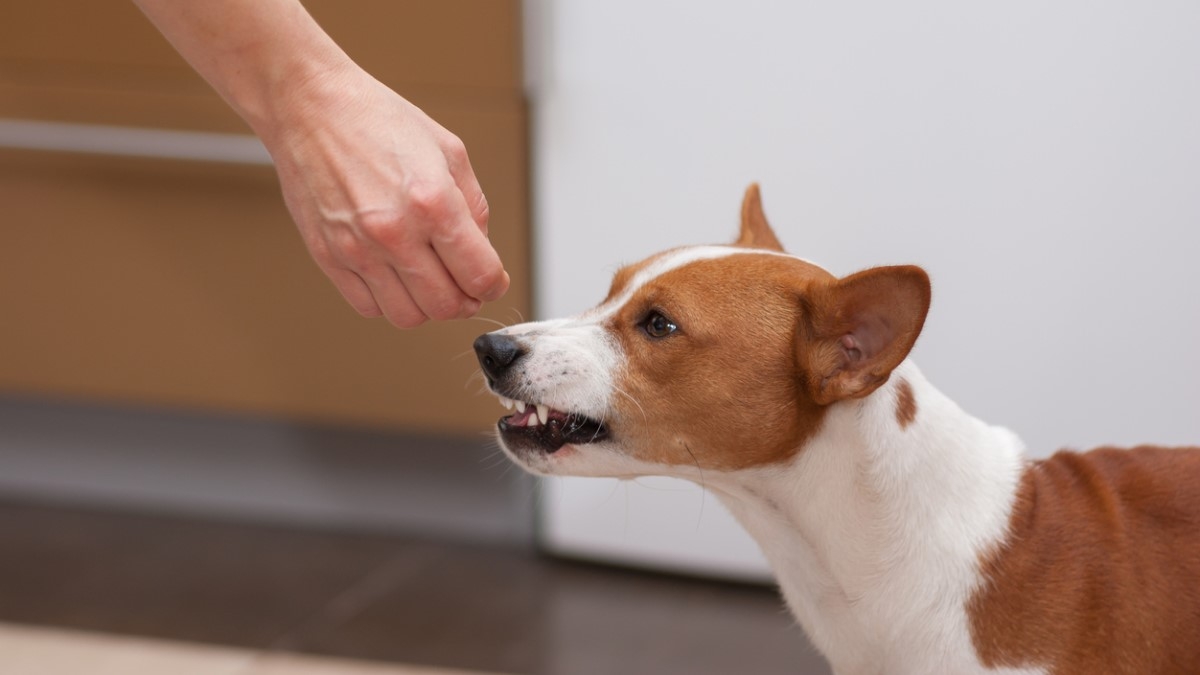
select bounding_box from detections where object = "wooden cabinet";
[0,2,529,435]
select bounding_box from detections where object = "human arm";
[133,0,509,326]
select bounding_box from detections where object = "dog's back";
[969,446,1200,674]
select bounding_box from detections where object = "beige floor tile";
[239,652,511,675]
[0,623,509,675]
[0,622,255,675]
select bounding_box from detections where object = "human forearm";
[132,0,353,141]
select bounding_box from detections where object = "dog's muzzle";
[473,331,610,454]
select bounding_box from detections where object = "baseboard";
[0,395,535,544]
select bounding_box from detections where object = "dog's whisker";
[467,315,510,330]
[613,385,647,422]
[683,442,707,530]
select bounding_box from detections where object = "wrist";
[221,4,362,145]
[242,48,361,148]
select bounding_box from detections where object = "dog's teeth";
[500,398,515,410]
[516,401,527,413]
[536,405,549,425]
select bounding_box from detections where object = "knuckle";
[474,194,491,226]
[355,210,401,247]
[406,182,451,218]
[427,296,466,322]
[335,236,372,267]
[306,238,335,266]
[444,135,468,164]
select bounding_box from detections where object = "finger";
[392,245,482,321]
[322,264,383,318]
[428,192,509,303]
[444,137,490,235]
[356,263,429,328]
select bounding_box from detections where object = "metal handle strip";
[0,118,273,166]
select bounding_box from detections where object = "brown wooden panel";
[0,97,528,434]
[0,1,528,434]
[0,1,522,94]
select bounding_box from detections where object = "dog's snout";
[473,333,526,382]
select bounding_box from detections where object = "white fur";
[588,245,799,321]
[700,362,1043,675]
[493,317,619,427]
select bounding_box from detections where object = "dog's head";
[474,185,931,478]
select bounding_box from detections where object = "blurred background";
[1,2,1198,675]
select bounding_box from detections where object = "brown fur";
[606,253,834,471]
[797,265,931,405]
[968,446,1200,674]
[895,378,917,429]
[735,183,785,251]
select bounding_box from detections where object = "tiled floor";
[0,622,506,675]
[0,500,832,674]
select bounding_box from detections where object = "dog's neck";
[700,361,1030,674]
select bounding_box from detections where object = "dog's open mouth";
[494,398,609,453]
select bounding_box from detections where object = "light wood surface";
[0,622,511,675]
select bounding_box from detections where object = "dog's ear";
[799,266,931,405]
[734,184,785,252]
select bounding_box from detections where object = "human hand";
[264,67,509,328]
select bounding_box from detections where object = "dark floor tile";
[0,500,833,675]
[0,500,401,648]
[287,545,832,675]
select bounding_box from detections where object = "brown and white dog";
[473,186,1200,675]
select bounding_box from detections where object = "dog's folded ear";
[799,266,931,404]
[734,184,785,252]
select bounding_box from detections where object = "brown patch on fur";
[606,253,836,471]
[968,446,1200,674]
[894,378,917,429]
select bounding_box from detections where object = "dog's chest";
[710,400,1040,675]
[734,505,988,673]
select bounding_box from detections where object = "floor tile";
[285,545,832,675]
[0,500,833,675]
[242,652,511,675]
[0,501,403,648]
[0,622,254,675]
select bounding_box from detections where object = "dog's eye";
[642,311,678,338]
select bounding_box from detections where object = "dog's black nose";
[473,333,525,382]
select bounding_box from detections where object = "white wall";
[528,1,1200,579]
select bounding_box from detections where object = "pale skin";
[133,0,510,327]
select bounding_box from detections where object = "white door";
[526,1,1200,580]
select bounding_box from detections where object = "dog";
[473,185,1200,675]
